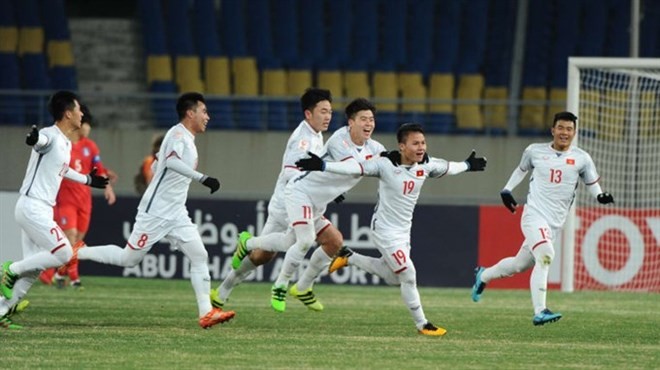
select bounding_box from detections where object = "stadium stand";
[0,0,24,125]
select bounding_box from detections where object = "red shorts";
[54,203,91,233]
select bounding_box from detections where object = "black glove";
[202,176,221,194]
[380,150,401,166]
[86,168,109,189]
[26,125,39,146]
[465,150,487,171]
[333,194,345,204]
[597,192,614,204]
[500,190,517,213]
[295,152,325,171]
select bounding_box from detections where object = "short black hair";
[80,104,93,125]
[47,90,80,121]
[176,92,206,120]
[553,111,578,127]
[344,98,376,121]
[396,123,425,143]
[300,87,332,114]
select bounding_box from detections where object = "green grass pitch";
[3,277,658,369]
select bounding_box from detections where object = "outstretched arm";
[165,154,220,194]
[296,152,364,176]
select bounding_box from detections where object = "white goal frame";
[562,57,660,292]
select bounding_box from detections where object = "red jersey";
[56,136,108,208]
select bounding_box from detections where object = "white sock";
[189,261,212,317]
[219,258,256,301]
[10,251,67,275]
[296,248,332,291]
[78,244,127,265]
[0,274,37,316]
[530,263,549,315]
[401,281,427,330]
[481,248,534,283]
[274,244,306,287]
[349,253,399,285]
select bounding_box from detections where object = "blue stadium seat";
[271,0,299,67]
[353,0,378,68]
[380,0,406,67]
[149,81,178,127]
[219,0,247,57]
[299,0,325,66]
[327,0,351,68]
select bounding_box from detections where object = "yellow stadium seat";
[519,87,547,130]
[398,72,426,113]
[287,69,313,97]
[18,27,43,55]
[262,69,287,96]
[484,86,508,129]
[429,73,454,114]
[47,40,74,67]
[317,70,344,98]
[175,56,204,92]
[639,91,658,139]
[344,71,371,99]
[232,57,259,96]
[455,74,484,129]
[372,71,398,112]
[205,57,230,95]
[601,89,627,140]
[545,88,567,126]
[0,27,18,53]
[147,55,173,84]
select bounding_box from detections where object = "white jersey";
[138,123,199,219]
[268,120,325,214]
[289,126,386,207]
[19,125,71,206]
[520,143,599,229]
[362,156,449,240]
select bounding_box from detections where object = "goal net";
[562,58,660,292]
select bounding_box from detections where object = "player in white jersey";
[0,91,109,329]
[471,111,614,326]
[74,93,235,329]
[210,88,342,311]
[232,98,386,312]
[297,123,487,336]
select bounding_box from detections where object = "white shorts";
[521,209,559,252]
[15,195,70,257]
[284,188,331,234]
[127,209,201,253]
[372,232,414,274]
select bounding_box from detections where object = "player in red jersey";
[39,105,116,288]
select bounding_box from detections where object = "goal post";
[562,57,660,292]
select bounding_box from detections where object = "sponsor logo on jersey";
[566,158,575,165]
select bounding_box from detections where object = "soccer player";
[470,111,614,326]
[232,98,387,312]
[211,87,342,311]
[0,91,109,329]
[74,92,235,329]
[39,104,117,289]
[297,123,487,336]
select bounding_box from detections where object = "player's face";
[399,132,426,165]
[190,102,210,134]
[348,109,375,145]
[68,100,83,129]
[551,119,576,151]
[305,100,332,133]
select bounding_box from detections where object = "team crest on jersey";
[416,169,424,177]
[83,147,91,157]
[566,158,575,165]
[60,216,68,225]
[298,139,309,151]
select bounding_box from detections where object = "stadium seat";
[231,57,259,96]
[399,72,426,115]
[344,71,370,100]
[147,55,173,86]
[519,87,547,132]
[175,56,204,93]
[428,73,454,133]
[262,68,288,130]
[483,87,508,131]
[316,69,344,130]
[455,74,484,131]
[372,71,398,132]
